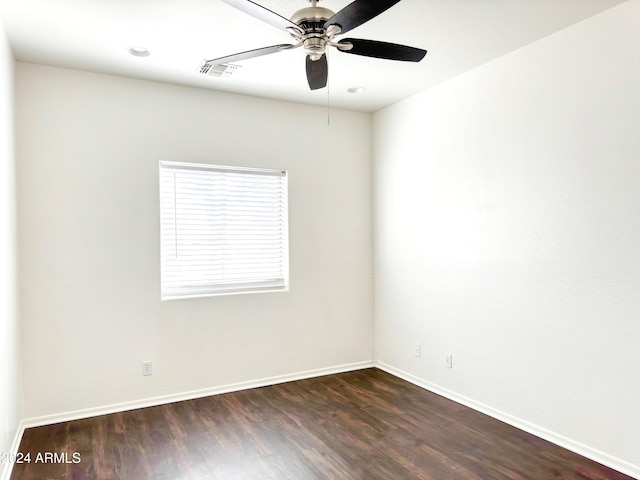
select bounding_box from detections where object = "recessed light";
[128,46,150,57]
[346,86,365,94]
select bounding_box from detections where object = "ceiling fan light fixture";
[127,46,150,57]
[303,36,327,60]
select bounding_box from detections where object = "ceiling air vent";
[198,62,241,78]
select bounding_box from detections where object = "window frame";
[159,161,289,300]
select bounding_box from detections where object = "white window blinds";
[160,161,289,299]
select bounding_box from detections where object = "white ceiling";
[0,0,627,112]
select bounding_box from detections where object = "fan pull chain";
[327,80,331,125]
[326,49,331,126]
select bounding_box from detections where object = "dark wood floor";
[11,368,633,480]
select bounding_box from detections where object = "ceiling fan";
[203,0,427,90]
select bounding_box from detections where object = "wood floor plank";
[10,369,633,480]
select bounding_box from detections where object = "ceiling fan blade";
[306,55,328,90]
[324,0,401,35]
[337,38,426,62]
[221,0,304,34]
[204,44,297,66]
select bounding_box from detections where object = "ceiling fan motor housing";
[290,6,335,61]
[289,5,334,24]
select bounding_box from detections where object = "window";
[159,161,289,299]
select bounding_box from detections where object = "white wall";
[16,63,373,420]
[0,19,20,480]
[373,1,640,476]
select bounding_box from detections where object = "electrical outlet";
[415,343,421,357]
[142,361,152,376]
[445,354,453,369]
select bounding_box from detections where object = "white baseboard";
[1,420,26,480]
[375,361,639,480]
[21,360,375,430]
